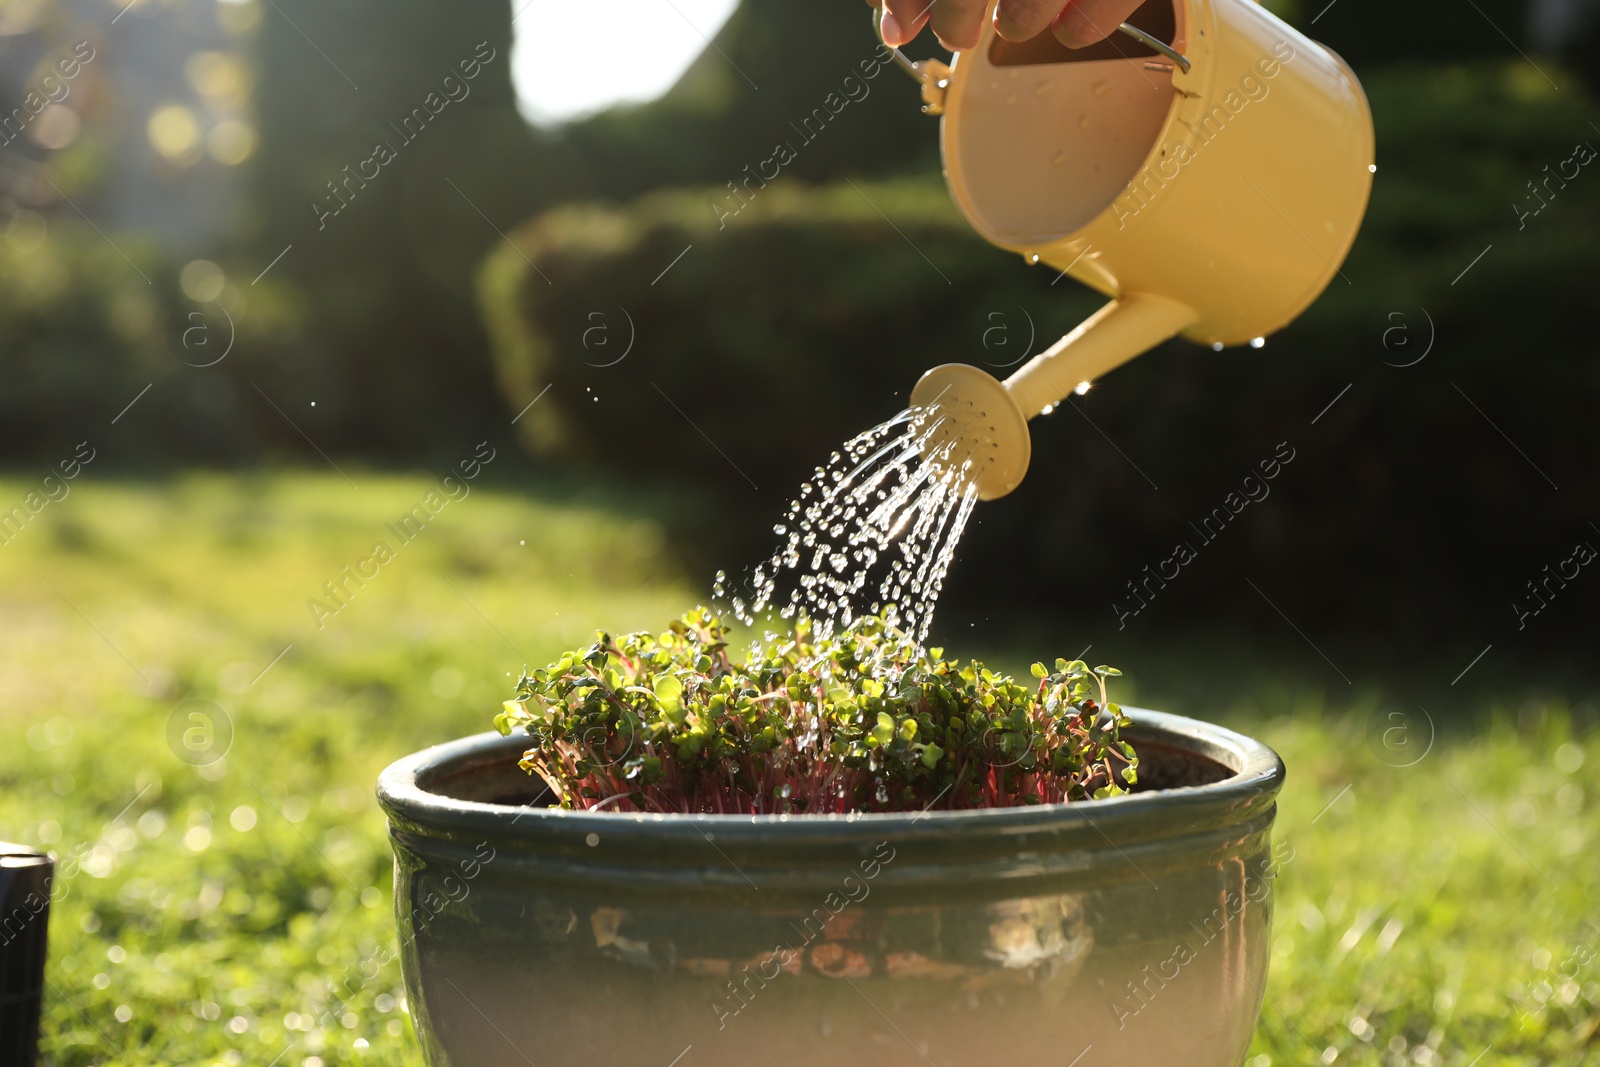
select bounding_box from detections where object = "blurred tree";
[1530,0,1600,91]
[247,0,549,460]
[557,0,940,199]
[1276,0,1534,67]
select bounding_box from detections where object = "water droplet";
[1091,79,1111,97]
[709,405,978,674]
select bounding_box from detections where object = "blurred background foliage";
[2,0,1598,654]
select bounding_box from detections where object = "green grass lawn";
[0,472,1593,1066]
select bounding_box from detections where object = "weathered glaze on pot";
[378,708,1285,1066]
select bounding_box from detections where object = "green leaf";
[868,711,896,745]
[653,672,682,711]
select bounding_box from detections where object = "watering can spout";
[910,293,1197,501]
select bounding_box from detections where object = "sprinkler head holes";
[909,364,1031,501]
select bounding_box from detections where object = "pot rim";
[377,706,1284,848]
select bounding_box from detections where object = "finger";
[993,0,1069,41]
[928,0,990,50]
[882,0,932,46]
[1051,0,1146,48]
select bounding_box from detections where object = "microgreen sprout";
[495,609,1136,814]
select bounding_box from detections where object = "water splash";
[714,404,981,672]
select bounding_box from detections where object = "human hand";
[874,0,1149,51]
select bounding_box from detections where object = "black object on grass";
[0,842,51,1067]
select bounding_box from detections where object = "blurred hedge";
[480,60,1600,645]
[478,178,1102,467]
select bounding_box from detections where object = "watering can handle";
[1113,22,1190,72]
[871,6,1190,82]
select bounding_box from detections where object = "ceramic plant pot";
[377,708,1286,1067]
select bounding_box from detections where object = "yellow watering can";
[883,0,1374,499]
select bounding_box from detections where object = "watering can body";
[904,0,1374,498]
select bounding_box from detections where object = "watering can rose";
[494,610,1136,815]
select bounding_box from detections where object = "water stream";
[715,404,981,671]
